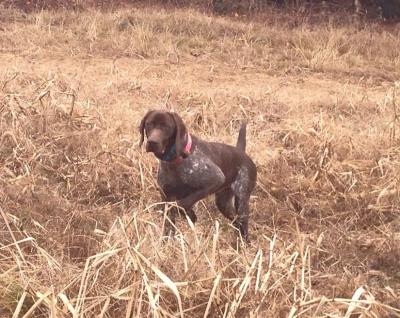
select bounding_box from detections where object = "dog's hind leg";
[233,196,250,242]
[231,166,254,242]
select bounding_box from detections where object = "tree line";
[2,0,400,19]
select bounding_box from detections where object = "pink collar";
[184,133,192,154]
[173,133,192,164]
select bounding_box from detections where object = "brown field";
[1,4,400,317]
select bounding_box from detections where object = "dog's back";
[194,124,256,190]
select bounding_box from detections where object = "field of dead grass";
[1,4,400,317]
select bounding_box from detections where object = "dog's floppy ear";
[170,112,187,156]
[139,110,154,147]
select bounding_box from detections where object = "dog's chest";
[157,148,217,188]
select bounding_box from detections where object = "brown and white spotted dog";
[139,110,257,241]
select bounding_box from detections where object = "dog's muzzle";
[146,140,164,153]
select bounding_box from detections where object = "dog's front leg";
[163,204,177,238]
[159,189,178,238]
[178,163,225,213]
[177,181,225,217]
[162,203,198,239]
[160,188,198,238]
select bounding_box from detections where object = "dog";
[139,110,257,241]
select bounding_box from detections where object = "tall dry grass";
[1,5,400,318]
[2,6,400,77]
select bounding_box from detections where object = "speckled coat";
[157,132,257,241]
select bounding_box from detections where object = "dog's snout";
[145,129,165,153]
[146,139,159,152]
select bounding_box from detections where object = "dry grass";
[1,4,400,318]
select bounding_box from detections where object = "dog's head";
[139,110,187,159]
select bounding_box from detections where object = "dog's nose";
[146,140,159,153]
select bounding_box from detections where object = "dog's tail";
[236,122,247,152]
